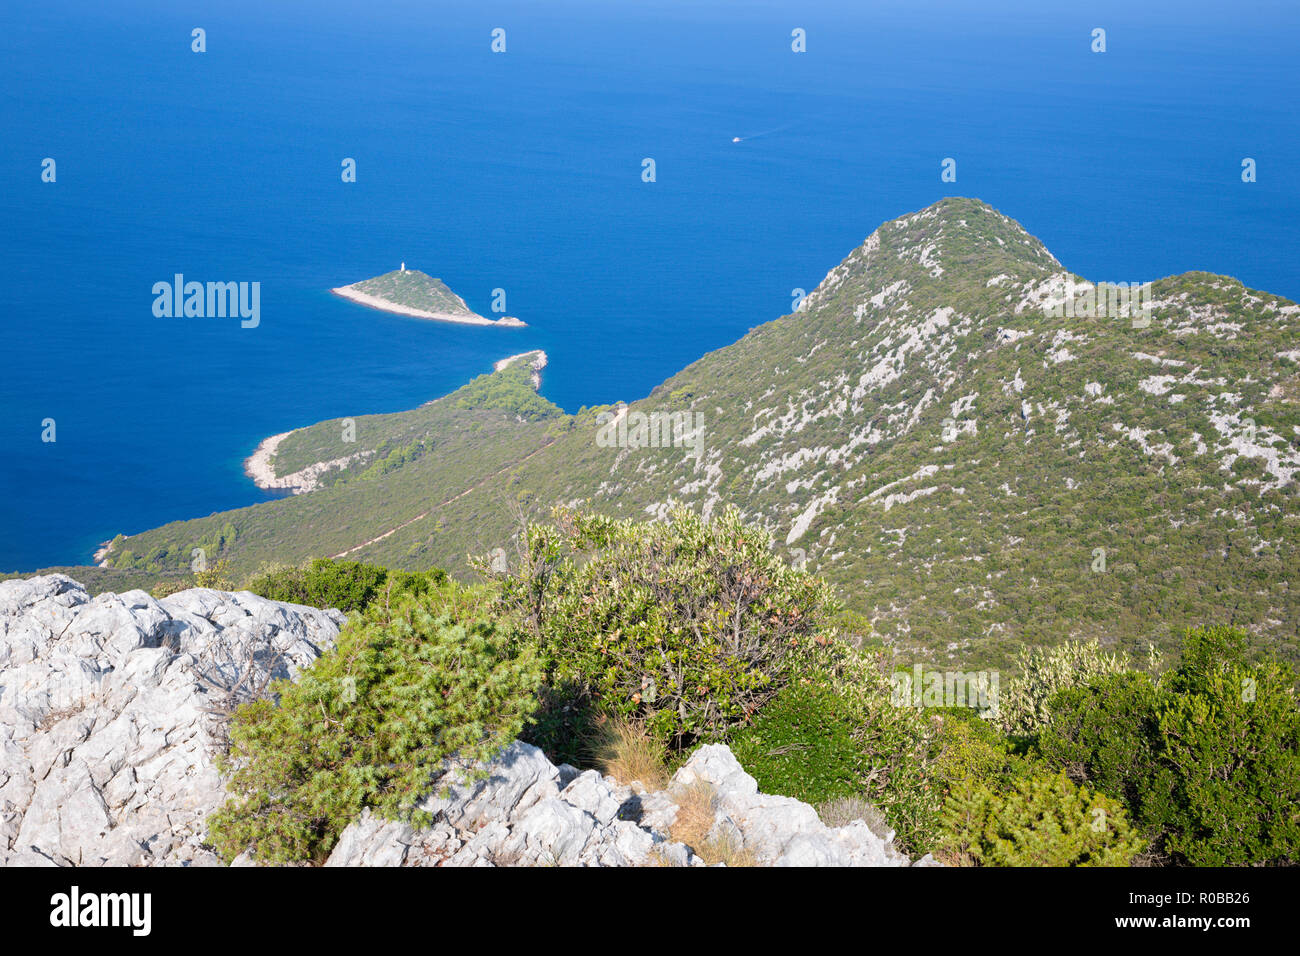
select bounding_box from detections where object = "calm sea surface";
[2,0,1297,569]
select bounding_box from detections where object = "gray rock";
[666,744,914,867]
[324,810,425,867]
[560,770,623,826]
[325,738,926,868]
[672,743,760,799]
[556,763,581,788]
[0,575,343,867]
[327,740,704,868]
[632,788,681,834]
[418,740,563,829]
[499,797,598,865]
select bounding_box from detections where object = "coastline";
[93,429,308,567]
[244,430,296,491]
[95,343,547,565]
[245,429,377,495]
[494,349,548,389]
[330,285,526,327]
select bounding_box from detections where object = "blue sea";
[2,0,1298,571]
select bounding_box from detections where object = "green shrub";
[997,640,1131,738]
[1153,627,1300,865]
[939,771,1145,867]
[934,710,1023,794]
[481,505,840,749]
[1036,626,1300,866]
[1036,671,1162,823]
[243,558,447,614]
[453,364,557,421]
[193,558,235,591]
[730,681,872,805]
[149,579,189,599]
[518,679,602,769]
[205,592,540,864]
[729,647,943,854]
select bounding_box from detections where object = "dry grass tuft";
[591,717,669,790]
[34,702,88,733]
[665,780,758,866]
[695,831,758,867]
[816,796,891,839]
[668,780,719,849]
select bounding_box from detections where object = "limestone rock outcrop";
[324,741,937,867]
[0,575,342,866]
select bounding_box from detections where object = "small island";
[331,266,526,327]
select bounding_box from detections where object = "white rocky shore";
[243,430,293,491]
[331,284,526,327]
[244,431,374,495]
[0,575,937,868]
[244,350,548,494]
[494,349,548,389]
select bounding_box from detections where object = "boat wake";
[731,123,794,143]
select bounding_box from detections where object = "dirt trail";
[329,437,559,559]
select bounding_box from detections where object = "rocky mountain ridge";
[83,198,1300,668]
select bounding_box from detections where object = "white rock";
[499,797,598,865]
[667,744,914,867]
[560,770,624,826]
[0,575,343,867]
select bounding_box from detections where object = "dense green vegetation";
[197,512,1298,867]
[730,650,943,850]
[453,359,557,422]
[1037,626,1300,865]
[939,771,1145,867]
[208,587,540,863]
[996,639,1135,738]
[483,506,841,751]
[93,198,1299,671]
[244,558,447,613]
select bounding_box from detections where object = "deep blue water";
[2,0,1298,571]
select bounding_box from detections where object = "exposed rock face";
[244,429,376,495]
[324,741,937,868]
[0,575,343,866]
[324,741,700,867]
[1,576,934,867]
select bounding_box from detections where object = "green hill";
[92,199,1300,669]
[342,269,478,315]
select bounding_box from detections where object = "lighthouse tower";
[400,262,406,272]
